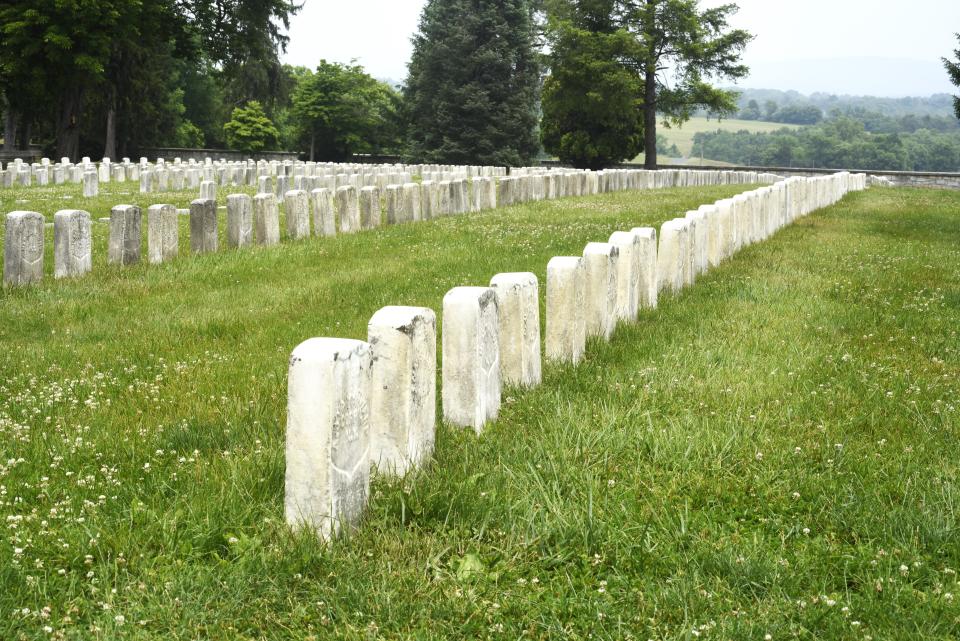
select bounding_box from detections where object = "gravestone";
[4,211,45,287]
[490,272,541,388]
[147,204,179,264]
[82,170,98,197]
[108,205,142,266]
[335,186,360,233]
[419,181,436,220]
[284,190,311,240]
[311,188,336,237]
[608,231,641,322]
[227,194,254,248]
[285,337,371,541]
[656,220,685,293]
[402,183,422,222]
[199,180,216,201]
[582,242,619,340]
[630,228,658,310]
[189,199,218,254]
[384,184,404,224]
[545,256,586,364]
[442,286,500,432]
[359,186,381,230]
[140,169,153,194]
[368,306,437,475]
[53,210,92,278]
[253,193,280,246]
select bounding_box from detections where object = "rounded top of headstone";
[369,305,436,329]
[630,227,656,240]
[490,272,538,288]
[608,231,640,246]
[290,337,370,365]
[546,256,583,270]
[583,242,618,257]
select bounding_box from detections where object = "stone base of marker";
[546,256,586,364]
[227,194,254,248]
[109,205,142,266]
[147,205,179,264]
[189,199,218,254]
[442,287,500,432]
[368,306,437,475]
[582,242,619,340]
[53,210,92,279]
[253,193,280,246]
[4,211,45,287]
[285,338,371,541]
[490,273,541,387]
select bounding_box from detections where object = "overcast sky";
[283,0,960,96]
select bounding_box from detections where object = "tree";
[541,0,644,169]
[622,0,752,168]
[944,33,960,119]
[405,0,541,166]
[739,99,761,120]
[223,101,280,153]
[290,62,402,161]
[764,100,778,120]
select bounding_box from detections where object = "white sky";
[283,0,960,96]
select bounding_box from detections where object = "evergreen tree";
[223,101,280,153]
[541,0,644,169]
[405,0,541,166]
[944,33,960,120]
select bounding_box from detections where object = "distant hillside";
[727,89,956,119]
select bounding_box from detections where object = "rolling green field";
[1,182,959,640]
[650,116,804,159]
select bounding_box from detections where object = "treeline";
[731,89,957,119]
[692,115,960,171]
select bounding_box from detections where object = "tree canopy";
[541,0,645,169]
[944,33,960,120]
[404,0,542,166]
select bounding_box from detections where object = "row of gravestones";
[283,171,868,541]
[2,169,781,287]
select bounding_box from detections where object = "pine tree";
[405,0,541,166]
[944,33,960,120]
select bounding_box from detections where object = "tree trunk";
[644,67,658,170]
[103,85,117,160]
[3,106,17,151]
[310,124,315,161]
[55,85,84,162]
[19,121,32,150]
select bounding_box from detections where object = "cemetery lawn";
[2,184,959,640]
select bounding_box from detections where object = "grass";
[647,116,804,159]
[1,182,959,640]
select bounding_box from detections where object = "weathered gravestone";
[359,186,381,230]
[608,231,641,322]
[335,186,360,234]
[582,242,619,340]
[147,204,179,264]
[189,199,218,254]
[226,194,254,248]
[311,188,336,237]
[108,205,142,266]
[53,210,92,278]
[284,190,311,240]
[285,337,371,541]
[442,287,500,432]
[368,306,437,475]
[545,256,586,364]
[253,193,280,246]
[490,273,541,388]
[4,211,44,287]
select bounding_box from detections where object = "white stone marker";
[368,306,437,475]
[442,287,500,432]
[53,210,92,278]
[285,337,372,541]
[608,231,641,322]
[582,242,619,340]
[147,204,178,264]
[284,189,311,240]
[490,272,541,388]
[4,211,44,287]
[656,220,684,293]
[311,188,336,237]
[359,186,381,230]
[189,198,218,254]
[336,185,360,233]
[226,194,254,248]
[545,256,586,364]
[630,227,658,310]
[200,180,216,201]
[253,193,280,246]
[108,205,142,266]
[402,183,422,222]
[82,170,98,197]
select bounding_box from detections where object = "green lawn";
[648,116,804,159]
[1,184,958,640]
